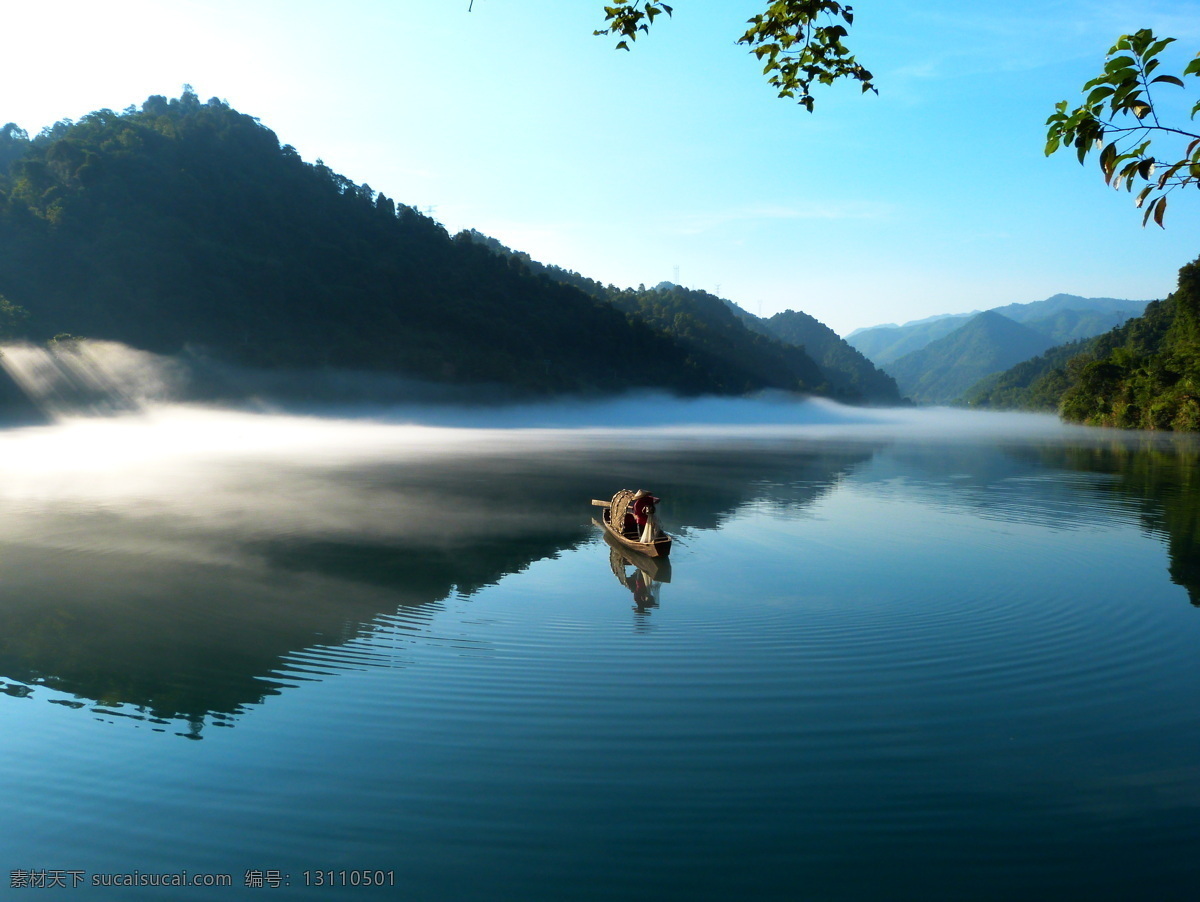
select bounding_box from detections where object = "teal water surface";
[0,404,1198,900]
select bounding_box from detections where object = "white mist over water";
[0,339,188,416]
[0,338,1110,573]
[0,337,1096,494]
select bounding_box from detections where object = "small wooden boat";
[591,489,672,559]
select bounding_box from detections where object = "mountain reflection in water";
[3,400,1200,900]
[0,403,1198,742]
[0,407,875,732]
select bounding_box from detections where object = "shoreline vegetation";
[967,257,1200,431]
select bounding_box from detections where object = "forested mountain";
[849,294,1148,368]
[954,307,1150,408]
[604,284,826,395]
[960,340,1088,412]
[885,311,1056,405]
[0,91,797,399]
[967,256,1200,430]
[741,308,903,404]
[462,234,902,402]
[459,230,617,303]
[12,91,1172,415]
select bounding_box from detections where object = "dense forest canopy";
[0,90,762,396]
[738,308,901,404]
[0,90,896,402]
[461,230,902,403]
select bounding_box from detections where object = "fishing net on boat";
[609,489,636,537]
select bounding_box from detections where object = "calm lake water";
[1,398,1198,900]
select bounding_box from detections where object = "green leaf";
[1151,75,1186,88]
[1104,55,1138,73]
[1145,37,1175,60]
[1111,83,1141,107]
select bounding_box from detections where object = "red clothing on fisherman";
[631,490,659,526]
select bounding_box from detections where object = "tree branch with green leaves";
[594,2,674,51]
[1046,29,1200,228]
[594,1,875,112]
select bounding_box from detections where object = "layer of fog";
[0,339,1107,575]
[0,337,1088,435]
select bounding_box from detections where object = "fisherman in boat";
[630,489,660,544]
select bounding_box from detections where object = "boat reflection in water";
[600,527,672,616]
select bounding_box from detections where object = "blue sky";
[2,0,1198,335]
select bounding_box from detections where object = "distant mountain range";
[847,314,976,367]
[884,311,1058,405]
[850,295,1148,366]
[847,294,1151,404]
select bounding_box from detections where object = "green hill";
[460,236,858,398]
[961,339,1089,412]
[0,92,759,398]
[885,311,1056,404]
[750,309,903,404]
[959,307,1148,409]
[603,284,826,395]
[1024,307,1146,344]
